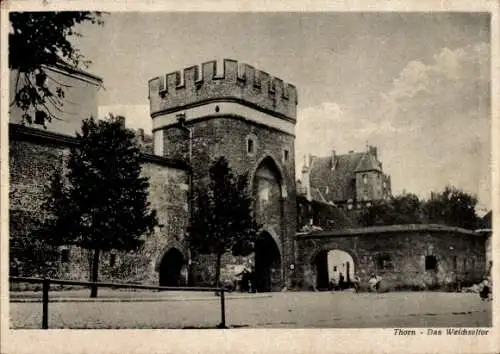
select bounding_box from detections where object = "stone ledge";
[296,224,481,239]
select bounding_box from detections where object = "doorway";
[159,248,185,287]
[254,232,282,292]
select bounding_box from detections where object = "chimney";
[301,155,308,173]
[302,154,313,201]
[330,149,336,170]
[368,145,378,159]
[308,153,315,167]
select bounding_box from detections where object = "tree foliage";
[359,186,479,229]
[41,115,157,296]
[424,186,479,229]
[9,12,103,126]
[187,157,261,287]
[359,193,424,226]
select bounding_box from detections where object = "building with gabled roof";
[300,145,391,211]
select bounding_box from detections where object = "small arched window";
[246,134,257,156]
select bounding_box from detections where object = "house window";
[363,174,368,184]
[376,254,394,271]
[425,255,438,271]
[109,253,117,267]
[60,248,70,263]
[333,266,337,272]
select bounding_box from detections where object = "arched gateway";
[254,231,282,292]
[252,156,285,292]
[158,248,186,287]
[312,249,356,290]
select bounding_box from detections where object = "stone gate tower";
[148,59,298,291]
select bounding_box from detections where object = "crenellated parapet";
[149,59,298,122]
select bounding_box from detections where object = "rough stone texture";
[9,127,189,285]
[296,225,488,291]
[149,60,299,290]
[149,59,297,120]
[161,117,297,290]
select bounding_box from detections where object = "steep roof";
[355,152,382,173]
[477,210,492,230]
[309,150,381,202]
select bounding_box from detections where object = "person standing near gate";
[338,272,345,290]
[352,274,361,293]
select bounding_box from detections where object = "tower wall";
[149,59,298,288]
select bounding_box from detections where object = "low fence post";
[42,278,49,329]
[217,288,227,329]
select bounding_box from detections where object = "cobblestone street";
[10,291,492,329]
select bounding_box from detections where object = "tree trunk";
[90,248,100,298]
[214,253,222,295]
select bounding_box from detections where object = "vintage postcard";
[1,0,498,353]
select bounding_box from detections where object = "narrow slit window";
[247,138,255,155]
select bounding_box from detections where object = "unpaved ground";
[9,291,491,329]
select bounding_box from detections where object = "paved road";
[9,291,491,329]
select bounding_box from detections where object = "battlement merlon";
[148,59,298,122]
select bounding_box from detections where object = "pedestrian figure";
[329,278,336,291]
[338,272,345,290]
[368,273,381,293]
[352,274,361,293]
[479,277,492,301]
[239,268,250,292]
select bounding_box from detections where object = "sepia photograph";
[1,2,498,353]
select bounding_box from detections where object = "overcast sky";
[72,12,491,211]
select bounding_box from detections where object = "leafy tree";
[187,157,261,288]
[359,193,424,226]
[9,11,104,126]
[41,115,157,297]
[424,186,479,229]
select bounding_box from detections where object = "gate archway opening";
[159,248,185,287]
[254,231,282,292]
[313,249,355,291]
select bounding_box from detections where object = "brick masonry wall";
[9,136,189,285]
[162,116,297,288]
[149,59,297,121]
[296,227,487,290]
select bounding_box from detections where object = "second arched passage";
[254,231,282,292]
[312,249,356,291]
[159,248,186,287]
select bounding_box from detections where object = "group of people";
[329,272,382,293]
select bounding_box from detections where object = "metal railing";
[10,276,227,329]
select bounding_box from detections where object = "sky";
[72,12,491,211]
